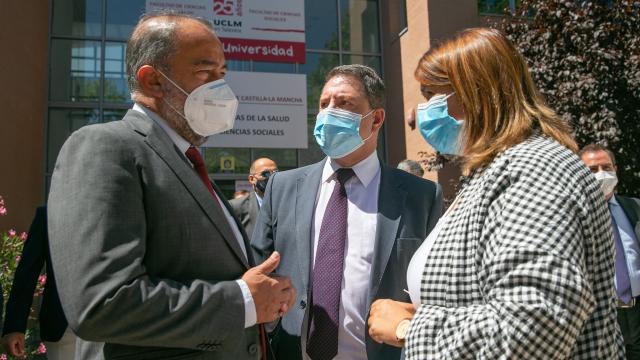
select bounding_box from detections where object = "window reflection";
[52,0,102,37]
[306,0,339,50]
[104,42,132,103]
[300,52,340,111]
[50,40,102,102]
[340,0,380,53]
[106,0,146,40]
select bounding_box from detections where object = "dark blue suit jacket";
[2,206,68,341]
[251,158,443,360]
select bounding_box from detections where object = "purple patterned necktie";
[307,168,355,360]
[610,205,633,304]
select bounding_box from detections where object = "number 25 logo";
[213,0,234,16]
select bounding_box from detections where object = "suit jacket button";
[300,300,306,309]
[248,343,258,355]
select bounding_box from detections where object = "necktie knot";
[185,147,205,167]
[335,168,355,186]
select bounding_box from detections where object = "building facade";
[0,0,512,230]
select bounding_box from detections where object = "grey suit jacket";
[230,191,260,238]
[251,158,443,360]
[48,110,261,360]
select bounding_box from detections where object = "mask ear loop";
[360,109,378,143]
[155,68,191,120]
[156,68,190,97]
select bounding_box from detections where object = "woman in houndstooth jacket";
[367,28,624,359]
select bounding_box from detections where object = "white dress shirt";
[132,103,256,327]
[309,150,380,360]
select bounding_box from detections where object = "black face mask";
[255,177,269,194]
[254,170,275,194]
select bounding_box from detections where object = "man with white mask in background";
[580,144,640,359]
[47,12,295,360]
[251,64,443,360]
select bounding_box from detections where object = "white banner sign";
[204,71,308,149]
[146,0,306,63]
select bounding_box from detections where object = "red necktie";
[185,147,220,206]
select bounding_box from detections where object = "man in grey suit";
[47,13,295,360]
[231,157,278,237]
[252,64,443,360]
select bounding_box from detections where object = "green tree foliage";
[503,0,640,195]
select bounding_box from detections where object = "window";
[47,0,383,199]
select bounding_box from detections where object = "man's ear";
[137,65,164,98]
[371,108,385,132]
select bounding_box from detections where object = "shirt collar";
[133,103,191,154]
[255,192,264,208]
[609,195,620,207]
[321,150,380,187]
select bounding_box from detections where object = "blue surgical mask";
[314,108,374,159]
[417,93,463,155]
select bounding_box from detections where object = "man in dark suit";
[252,64,443,360]
[581,144,640,359]
[2,207,75,359]
[231,157,278,237]
[47,13,295,360]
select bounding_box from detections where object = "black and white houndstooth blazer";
[405,135,624,359]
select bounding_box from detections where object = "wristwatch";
[395,319,411,342]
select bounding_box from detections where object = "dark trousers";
[618,304,640,360]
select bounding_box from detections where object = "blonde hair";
[415,28,577,175]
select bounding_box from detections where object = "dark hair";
[125,11,213,94]
[579,143,617,165]
[397,159,424,177]
[326,64,385,109]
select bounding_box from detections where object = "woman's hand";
[368,299,416,348]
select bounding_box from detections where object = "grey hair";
[397,159,424,177]
[125,11,213,94]
[326,64,386,109]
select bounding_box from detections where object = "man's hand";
[3,332,26,357]
[368,299,416,348]
[242,251,296,324]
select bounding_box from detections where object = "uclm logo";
[213,0,234,16]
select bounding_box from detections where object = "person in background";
[396,159,424,177]
[367,28,624,359]
[231,157,278,237]
[47,12,294,360]
[580,143,640,359]
[252,64,442,360]
[233,190,250,199]
[2,207,75,359]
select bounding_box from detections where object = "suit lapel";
[295,160,325,295]
[126,111,249,269]
[367,165,407,306]
[616,195,640,242]
[249,191,260,227]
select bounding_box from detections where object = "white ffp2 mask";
[158,70,239,137]
[593,171,618,197]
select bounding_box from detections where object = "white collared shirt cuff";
[236,279,257,328]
